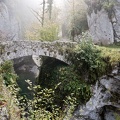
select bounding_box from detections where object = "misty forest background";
[0,0,120,120]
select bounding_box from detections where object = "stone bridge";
[0,40,77,64]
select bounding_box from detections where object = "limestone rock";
[112,1,120,42]
[86,0,120,44]
[70,64,120,120]
[0,106,9,120]
[0,2,10,41]
[13,56,40,81]
[0,1,20,41]
[87,9,114,45]
[13,56,41,98]
[32,55,43,67]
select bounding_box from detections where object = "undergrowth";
[98,45,120,65]
[0,35,119,120]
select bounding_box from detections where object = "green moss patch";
[98,45,120,65]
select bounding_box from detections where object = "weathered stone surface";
[13,56,41,98]
[14,55,42,76]
[0,106,9,120]
[0,1,20,41]
[104,109,116,120]
[0,2,10,40]
[112,1,120,42]
[32,55,43,67]
[0,40,76,64]
[87,9,114,45]
[86,0,120,44]
[70,64,120,120]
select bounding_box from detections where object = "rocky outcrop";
[0,1,20,41]
[13,56,41,98]
[70,63,120,120]
[87,9,114,45]
[0,2,10,41]
[86,0,120,45]
[112,0,120,42]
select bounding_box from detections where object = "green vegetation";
[0,0,120,119]
[0,61,63,120]
[0,61,18,86]
[39,23,59,41]
[0,43,93,119]
[40,65,91,106]
[102,0,114,11]
[114,113,120,120]
[85,0,116,15]
[25,22,59,41]
[98,44,120,65]
[65,35,108,83]
[0,35,120,119]
[19,80,62,120]
[0,61,20,120]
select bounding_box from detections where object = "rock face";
[112,0,120,42]
[70,63,120,120]
[86,0,120,45]
[14,56,41,80]
[13,56,41,98]
[87,9,114,45]
[0,1,20,41]
[0,2,10,40]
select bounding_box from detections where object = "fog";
[13,0,65,26]
[23,0,65,8]
[1,0,72,39]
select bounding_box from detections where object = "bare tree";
[31,0,46,27]
[31,0,55,26]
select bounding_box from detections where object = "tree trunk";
[42,0,45,27]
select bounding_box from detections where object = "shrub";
[39,23,59,41]
[52,66,91,104]
[0,61,20,120]
[18,80,62,120]
[25,22,59,42]
[0,61,18,86]
[39,64,91,110]
[67,33,107,83]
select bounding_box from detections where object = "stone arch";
[0,40,76,64]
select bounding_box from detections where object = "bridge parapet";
[0,40,77,64]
